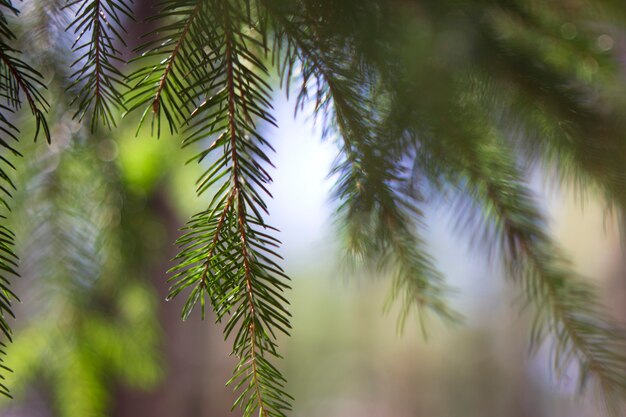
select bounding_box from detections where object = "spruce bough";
[1,0,626,415]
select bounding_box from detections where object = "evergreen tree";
[0,0,626,416]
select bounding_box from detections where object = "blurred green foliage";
[0,131,163,416]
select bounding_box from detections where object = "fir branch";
[150,1,202,117]
[263,2,458,332]
[332,129,460,332]
[465,150,626,416]
[0,43,50,142]
[464,16,626,208]
[125,0,211,136]
[417,96,626,414]
[165,2,291,416]
[66,0,132,130]
[0,2,50,397]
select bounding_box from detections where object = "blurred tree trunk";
[111,186,236,417]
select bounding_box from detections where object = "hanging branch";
[415,90,626,415]
[0,1,50,398]
[130,1,291,416]
[264,2,458,332]
[66,0,132,130]
[125,0,209,136]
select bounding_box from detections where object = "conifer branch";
[263,3,458,331]
[149,2,292,416]
[466,152,626,416]
[151,1,202,117]
[223,12,271,413]
[126,0,210,136]
[66,0,131,129]
[0,44,49,142]
[0,2,50,397]
[418,102,626,415]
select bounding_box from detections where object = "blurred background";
[1,1,626,416]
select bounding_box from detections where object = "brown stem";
[152,2,202,114]
[223,5,268,416]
